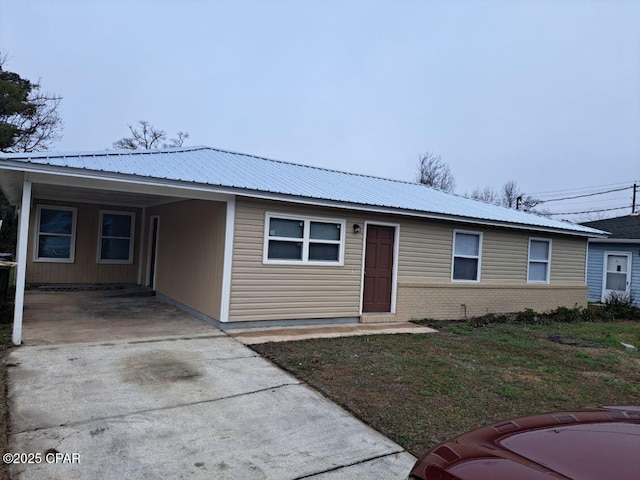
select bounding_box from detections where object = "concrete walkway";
[228,322,437,344]
[7,332,416,479]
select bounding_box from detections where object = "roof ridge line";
[0,145,210,159]
[13,144,441,190]
[203,146,438,189]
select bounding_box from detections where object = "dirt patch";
[581,371,616,379]
[503,369,544,384]
[121,351,202,386]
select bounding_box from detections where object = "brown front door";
[363,225,395,313]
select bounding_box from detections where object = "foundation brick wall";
[396,282,588,321]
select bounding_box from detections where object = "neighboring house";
[582,214,640,305]
[0,146,606,344]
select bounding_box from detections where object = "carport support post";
[12,179,32,346]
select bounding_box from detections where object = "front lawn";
[251,320,640,457]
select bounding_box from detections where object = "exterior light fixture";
[353,224,361,234]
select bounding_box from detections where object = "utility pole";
[633,183,637,214]
[516,195,522,210]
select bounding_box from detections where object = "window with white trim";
[452,230,482,281]
[528,238,551,283]
[35,205,77,262]
[98,211,135,263]
[264,213,345,265]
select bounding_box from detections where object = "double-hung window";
[98,211,135,263]
[528,238,551,283]
[35,205,77,262]
[452,230,482,281]
[264,213,345,265]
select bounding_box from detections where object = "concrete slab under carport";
[7,334,416,479]
[21,290,215,345]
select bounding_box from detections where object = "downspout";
[12,177,32,345]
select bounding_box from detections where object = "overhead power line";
[530,181,637,197]
[547,205,630,216]
[537,186,632,203]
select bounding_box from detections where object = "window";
[528,238,551,283]
[98,211,135,263]
[35,205,77,262]
[452,230,482,281]
[264,213,345,265]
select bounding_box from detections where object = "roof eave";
[587,238,640,244]
[0,161,604,238]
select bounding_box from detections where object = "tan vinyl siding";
[551,236,587,283]
[397,225,587,286]
[395,230,588,321]
[229,198,364,322]
[396,218,452,281]
[146,200,226,320]
[481,229,529,283]
[229,198,589,323]
[26,199,141,284]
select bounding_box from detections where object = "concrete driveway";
[7,331,416,479]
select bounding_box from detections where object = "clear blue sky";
[2,0,639,220]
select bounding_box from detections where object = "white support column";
[219,196,235,322]
[137,206,146,285]
[12,179,32,346]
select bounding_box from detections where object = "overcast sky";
[2,0,639,221]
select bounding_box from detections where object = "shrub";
[516,308,538,323]
[549,305,585,323]
[597,293,640,321]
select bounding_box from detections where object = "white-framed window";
[34,205,77,263]
[263,212,345,265]
[528,238,551,283]
[98,211,135,264]
[451,230,482,282]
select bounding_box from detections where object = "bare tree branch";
[165,131,189,148]
[112,120,189,150]
[501,180,519,208]
[416,151,456,192]
[469,186,500,205]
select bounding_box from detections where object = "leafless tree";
[416,151,456,192]
[501,180,519,208]
[112,120,189,150]
[168,131,189,147]
[0,52,63,152]
[469,186,500,205]
[466,180,543,213]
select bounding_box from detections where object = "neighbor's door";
[362,225,395,313]
[601,252,632,302]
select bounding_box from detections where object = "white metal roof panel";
[0,146,604,236]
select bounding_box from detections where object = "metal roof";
[0,146,605,236]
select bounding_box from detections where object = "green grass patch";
[251,321,640,457]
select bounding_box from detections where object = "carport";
[20,290,216,345]
[0,167,236,346]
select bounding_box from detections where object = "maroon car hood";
[410,407,640,480]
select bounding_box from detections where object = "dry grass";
[252,320,640,456]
